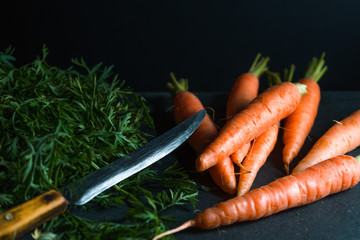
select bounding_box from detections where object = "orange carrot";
[282,54,327,174]
[292,109,360,174]
[167,73,236,194]
[235,68,289,193]
[153,155,360,239]
[196,81,307,172]
[226,53,269,167]
[226,53,269,119]
[237,122,279,196]
[233,67,280,196]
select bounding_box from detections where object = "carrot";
[237,122,279,196]
[235,71,282,196]
[167,73,237,194]
[226,53,269,167]
[153,154,360,239]
[226,53,269,119]
[282,53,327,174]
[196,81,307,172]
[292,109,360,174]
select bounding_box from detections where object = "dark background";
[2,0,360,92]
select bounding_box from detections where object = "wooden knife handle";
[0,190,68,240]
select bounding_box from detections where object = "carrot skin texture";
[172,91,237,194]
[173,91,216,152]
[208,157,237,194]
[282,78,321,171]
[237,122,280,196]
[226,73,259,120]
[194,155,360,229]
[292,109,360,174]
[197,82,302,172]
[226,73,259,166]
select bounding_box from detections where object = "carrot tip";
[284,164,290,175]
[238,163,251,173]
[235,170,252,176]
[196,158,204,172]
[152,220,195,240]
[196,155,217,172]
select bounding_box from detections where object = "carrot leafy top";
[265,66,307,96]
[304,52,327,82]
[248,53,270,77]
[0,46,199,240]
[167,72,189,96]
[265,64,295,87]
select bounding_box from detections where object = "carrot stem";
[355,155,360,162]
[152,220,195,240]
[248,53,270,77]
[266,64,295,87]
[265,71,281,87]
[249,53,261,73]
[294,82,307,96]
[167,72,189,96]
[283,164,290,176]
[303,52,327,82]
[283,64,295,82]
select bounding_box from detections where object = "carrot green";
[0,46,198,239]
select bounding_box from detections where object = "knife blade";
[0,109,206,240]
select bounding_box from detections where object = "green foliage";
[248,53,270,77]
[0,46,198,239]
[303,52,327,82]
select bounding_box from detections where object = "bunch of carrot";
[155,53,360,239]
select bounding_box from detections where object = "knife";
[0,109,206,240]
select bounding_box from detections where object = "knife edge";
[61,109,206,205]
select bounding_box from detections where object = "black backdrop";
[2,0,360,92]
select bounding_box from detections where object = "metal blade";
[60,110,206,205]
